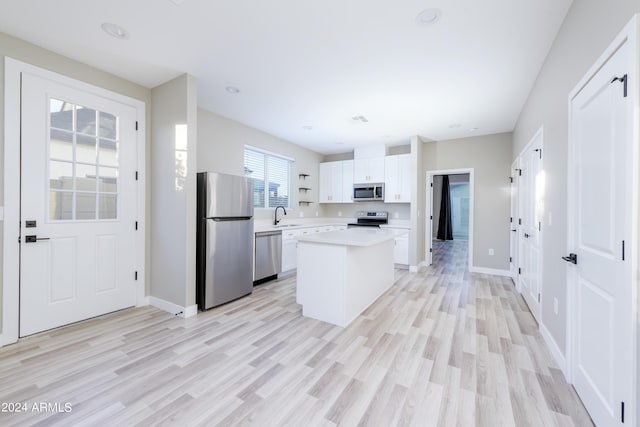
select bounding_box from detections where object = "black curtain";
[437,175,453,240]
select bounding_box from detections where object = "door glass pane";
[50,161,73,190]
[49,191,73,220]
[98,166,118,192]
[48,99,119,222]
[99,194,117,219]
[50,129,73,160]
[99,139,118,167]
[76,105,97,135]
[50,99,73,130]
[99,112,117,139]
[76,134,97,164]
[76,192,97,220]
[76,164,97,192]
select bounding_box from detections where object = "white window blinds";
[244,147,292,208]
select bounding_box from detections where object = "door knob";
[24,235,50,243]
[562,253,577,264]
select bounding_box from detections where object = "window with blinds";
[244,147,292,208]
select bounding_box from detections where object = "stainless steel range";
[347,211,388,228]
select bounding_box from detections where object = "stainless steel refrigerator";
[197,172,254,310]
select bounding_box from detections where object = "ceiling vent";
[352,115,369,123]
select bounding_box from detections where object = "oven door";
[353,185,375,201]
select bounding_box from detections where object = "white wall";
[423,133,512,271]
[150,74,198,308]
[197,108,326,221]
[512,1,640,359]
[0,32,152,333]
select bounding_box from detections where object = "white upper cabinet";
[353,145,386,183]
[319,160,354,203]
[384,154,410,203]
[353,157,385,183]
[341,160,354,203]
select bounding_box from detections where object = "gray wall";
[150,74,198,308]
[197,108,326,222]
[512,1,640,359]
[423,133,512,271]
[0,32,152,333]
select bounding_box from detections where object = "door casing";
[2,58,147,346]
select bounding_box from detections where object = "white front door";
[20,72,138,336]
[568,36,634,426]
[518,133,543,323]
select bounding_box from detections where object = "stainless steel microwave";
[353,183,384,201]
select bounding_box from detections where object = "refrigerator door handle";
[211,217,252,222]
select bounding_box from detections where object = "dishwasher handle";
[255,230,283,237]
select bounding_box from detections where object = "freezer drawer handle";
[212,216,252,221]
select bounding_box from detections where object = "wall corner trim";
[540,322,567,378]
[182,305,198,319]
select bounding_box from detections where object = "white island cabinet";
[296,228,397,327]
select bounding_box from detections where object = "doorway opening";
[426,169,474,271]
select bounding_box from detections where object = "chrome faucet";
[274,206,287,225]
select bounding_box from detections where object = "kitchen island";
[295,228,397,327]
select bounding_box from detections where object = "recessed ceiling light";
[225,86,240,94]
[302,125,313,130]
[416,9,442,26]
[101,23,130,40]
[448,123,461,129]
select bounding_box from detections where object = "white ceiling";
[0,0,572,154]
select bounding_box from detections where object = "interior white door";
[568,39,633,426]
[510,160,519,284]
[20,72,138,337]
[518,135,543,323]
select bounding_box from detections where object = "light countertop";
[295,228,403,247]
[254,218,351,233]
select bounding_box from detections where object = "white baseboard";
[149,296,197,318]
[540,323,567,378]
[409,261,427,273]
[469,266,511,277]
[182,305,198,318]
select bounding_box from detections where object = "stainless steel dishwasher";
[254,230,282,283]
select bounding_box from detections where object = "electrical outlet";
[299,211,304,218]
[338,211,342,217]
[488,248,494,256]
[554,298,558,315]
[315,211,318,217]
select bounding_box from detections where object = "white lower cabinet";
[281,230,301,273]
[394,235,409,265]
[280,225,346,273]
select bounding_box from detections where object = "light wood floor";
[0,240,592,426]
